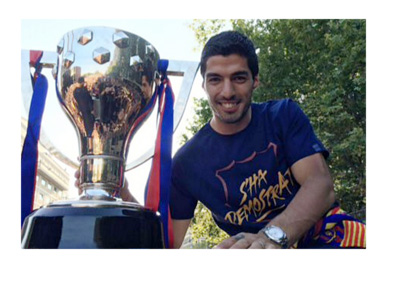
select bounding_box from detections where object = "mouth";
[219,101,240,112]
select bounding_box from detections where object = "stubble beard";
[212,99,252,125]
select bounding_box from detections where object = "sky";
[20,19,217,203]
[21,19,203,62]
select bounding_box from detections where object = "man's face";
[203,54,259,134]
[141,75,152,100]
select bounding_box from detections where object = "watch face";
[263,226,288,248]
[268,227,284,239]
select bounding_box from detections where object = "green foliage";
[188,19,228,50]
[189,202,229,248]
[239,19,366,219]
[184,19,366,244]
[180,97,212,145]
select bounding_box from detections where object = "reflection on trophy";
[57,27,160,199]
[21,27,198,248]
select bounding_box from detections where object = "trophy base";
[21,200,165,249]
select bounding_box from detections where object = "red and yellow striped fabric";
[296,206,366,248]
[341,220,366,248]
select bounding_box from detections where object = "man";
[76,31,366,249]
[168,31,365,249]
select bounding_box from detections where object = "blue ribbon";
[144,59,174,248]
[159,78,174,248]
[21,72,48,226]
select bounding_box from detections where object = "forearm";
[172,219,191,248]
[120,190,139,203]
[116,179,139,203]
[267,174,335,247]
[216,154,335,249]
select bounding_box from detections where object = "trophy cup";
[21,26,197,248]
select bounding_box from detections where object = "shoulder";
[252,98,297,112]
[252,98,301,121]
[173,123,212,166]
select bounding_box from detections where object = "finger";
[120,180,129,199]
[229,233,259,249]
[215,233,251,249]
[75,181,82,195]
[74,169,80,178]
[120,188,132,202]
[248,239,266,249]
[214,234,243,249]
[74,168,82,194]
[229,238,252,249]
[231,233,265,249]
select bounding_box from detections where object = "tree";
[189,202,229,248]
[237,20,366,219]
[184,19,366,247]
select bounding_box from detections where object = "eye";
[207,76,221,84]
[233,75,248,83]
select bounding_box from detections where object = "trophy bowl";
[55,26,160,198]
[21,27,165,248]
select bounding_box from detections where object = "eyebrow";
[205,72,221,78]
[232,71,250,77]
[205,71,250,78]
[233,71,249,76]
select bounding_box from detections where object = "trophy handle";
[21,49,80,169]
[21,50,199,171]
[126,60,199,171]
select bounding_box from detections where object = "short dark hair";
[200,31,259,79]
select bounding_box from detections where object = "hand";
[214,232,281,249]
[74,169,138,203]
[74,169,82,194]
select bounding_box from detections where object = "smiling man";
[204,54,257,134]
[168,31,366,249]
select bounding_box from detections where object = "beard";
[210,98,252,125]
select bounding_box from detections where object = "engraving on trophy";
[113,31,130,48]
[78,29,93,45]
[92,47,111,64]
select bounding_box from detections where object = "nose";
[220,79,235,99]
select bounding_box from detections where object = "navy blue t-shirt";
[170,99,328,236]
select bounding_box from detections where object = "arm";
[74,170,138,203]
[215,153,335,249]
[117,179,139,204]
[266,152,335,246]
[172,219,192,249]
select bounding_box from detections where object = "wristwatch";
[261,225,288,249]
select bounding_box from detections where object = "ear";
[252,75,260,90]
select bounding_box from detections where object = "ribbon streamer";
[145,59,175,248]
[21,51,48,226]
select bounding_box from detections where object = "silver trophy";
[21,27,198,248]
[56,27,160,199]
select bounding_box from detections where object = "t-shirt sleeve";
[280,99,329,166]
[169,156,198,220]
